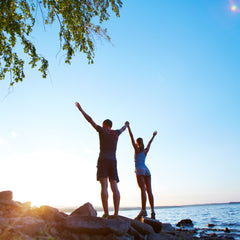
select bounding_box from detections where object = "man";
[75,102,128,217]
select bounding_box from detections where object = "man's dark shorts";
[97,157,119,182]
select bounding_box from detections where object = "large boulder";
[0,191,13,201]
[0,191,17,206]
[141,216,162,233]
[129,218,154,235]
[7,216,46,236]
[161,223,175,232]
[176,219,194,228]
[128,226,146,240]
[109,215,154,235]
[34,205,67,224]
[66,215,130,236]
[70,202,97,217]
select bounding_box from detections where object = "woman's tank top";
[135,151,146,168]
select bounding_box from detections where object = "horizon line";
[54,201,240,213]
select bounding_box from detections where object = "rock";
[22,202,31,209]
[161,223,175,232]
[207,223,216,227]
[0,190,18,206]
[209,233,217,237]
[0,191,237,240]
[108,215,146,239]
[8,216,46,236]
[76,233,90,240]
[147,232,162,240]
[104,233,133,240]
[66,215,130,236]
[35,205,67,223]
[6,202,32,218]
[175,230,196,240]
[70,202,97,217]
[141,217,162,233]
[128,226,145,240]
[49,227,58,235]
[149,232,179,240]
[130,218,154,235]
[224,227,230,233]
[108,215,154,235]
[199,230,208,238]
[108,215,131,224]
[0,190,13,201]
[176,219,193,228]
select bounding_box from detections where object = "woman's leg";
[136,175,147,210]
[145,175,154,213]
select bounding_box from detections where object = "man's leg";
[99,178,109,216]
[110,180,120,215]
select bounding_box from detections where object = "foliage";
[0,0,122,85]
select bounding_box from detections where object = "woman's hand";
[75,102,81,110]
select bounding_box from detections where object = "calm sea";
[97,203,240,239]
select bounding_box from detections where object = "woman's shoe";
[135,209,147,220]
[151,211,156,219]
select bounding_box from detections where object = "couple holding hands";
[75,102,157,220]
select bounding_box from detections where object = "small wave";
[220,222,240,227]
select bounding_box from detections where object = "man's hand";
[125,121,129,127]
[153,131,157,136]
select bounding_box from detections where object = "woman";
[127,123,157,219]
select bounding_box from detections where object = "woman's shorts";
[135,166,151,176]
[97,157,119,182]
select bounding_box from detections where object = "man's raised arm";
[119,121,129,134]
[75,102,97,129]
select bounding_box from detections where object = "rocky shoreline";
[0,191,235,239]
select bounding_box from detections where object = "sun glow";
[229,0,240,12]
[1,151,100,208]
[231,5,237,11]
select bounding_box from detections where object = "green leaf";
[0,0,122,84]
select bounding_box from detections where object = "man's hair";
[103,119,112,128]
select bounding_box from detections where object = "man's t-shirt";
[96,125,121,160]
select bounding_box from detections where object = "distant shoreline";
[56,201,240,213]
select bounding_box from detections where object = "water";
[98,203,240,239]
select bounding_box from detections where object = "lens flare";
[228,0,240,12]
[231,5,237,11]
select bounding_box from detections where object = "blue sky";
[0,0,240,210]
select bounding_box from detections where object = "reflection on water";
[117,203,240,239]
